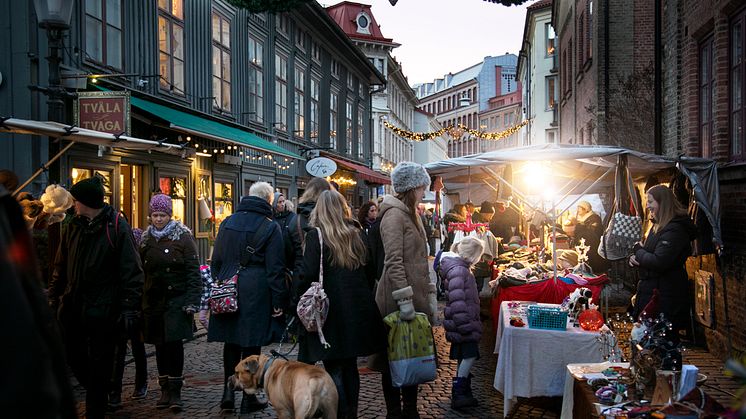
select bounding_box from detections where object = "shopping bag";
[599,212,642,260]
[208,273,239,314]
[383,311,437,388]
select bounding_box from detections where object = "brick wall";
[667,0,746,359]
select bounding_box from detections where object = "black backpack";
[366,216,385,287]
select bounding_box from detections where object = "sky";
[323,0,532,85]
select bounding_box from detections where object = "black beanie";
[70,177,105,209]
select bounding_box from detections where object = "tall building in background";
[518,0,559,145]
[328,1,443,195]
[414,54,521,157]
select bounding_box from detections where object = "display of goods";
[579,308,605,331]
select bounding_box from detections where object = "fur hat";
[577,200,592,211]
[70,177,105,209]
[391,162,430,194]
[479,201,495,214]
[149,193,172,215]
[41,184,74,215]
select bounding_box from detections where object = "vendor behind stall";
[490,199,520,243]
[571,201,607,274]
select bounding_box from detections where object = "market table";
[493,301,605,418]
[560,362,630,419]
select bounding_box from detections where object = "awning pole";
[12,141,76,197]
[558,167,615,215]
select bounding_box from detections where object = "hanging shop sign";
[305,157,337,178]
[74,91,131,135]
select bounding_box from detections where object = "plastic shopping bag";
[383,311,437,388]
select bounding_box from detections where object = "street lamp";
[32,0,74,123]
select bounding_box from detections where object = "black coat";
[573,212,608,273]
[287,201,315,301]
[274,209,299,272]
[207,197,288,347]
[632,215,696,331]
[297,227,386,363]
[140,222,201,344]
[49,205,143,326]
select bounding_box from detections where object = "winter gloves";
[397,297,416,321]
[392,284,439,322]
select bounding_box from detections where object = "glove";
[198,309,209,330]
[121,310,140,333]
[396,297,415,321]
[428,292,438,320]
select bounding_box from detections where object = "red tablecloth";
[490,274,609,330]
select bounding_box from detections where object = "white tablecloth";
[560,362,630,418]
[493,301,605,418]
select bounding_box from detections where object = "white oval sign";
[305,157,337,178]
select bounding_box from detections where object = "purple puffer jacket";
[439,252,482,344]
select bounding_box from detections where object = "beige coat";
[375,195,436,321]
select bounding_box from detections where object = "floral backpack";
[296,227,331,348]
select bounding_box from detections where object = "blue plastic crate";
[527,305,568,331]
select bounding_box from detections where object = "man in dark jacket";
[48,176,144,419]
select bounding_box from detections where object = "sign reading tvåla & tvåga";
[305,157,337,178]
[74,91,131,135]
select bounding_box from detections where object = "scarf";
[150,220,177,241]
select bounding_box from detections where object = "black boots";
[240,393,268,414]
[131,374,148,399]
[220,381,235,411]
[168,376,184,412]
[451,376,478,410]
[156,375,170,409]
[401,386,420,419]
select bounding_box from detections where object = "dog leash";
[273,317,298,360]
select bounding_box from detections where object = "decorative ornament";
[446,212,489,234]
[382,120,530,142]
[579,308,604,331]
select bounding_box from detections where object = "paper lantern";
[198,197,212,220]
[579,308,604,331]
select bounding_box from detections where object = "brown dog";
[232,354,338,419]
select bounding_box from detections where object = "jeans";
[323,358,360,419]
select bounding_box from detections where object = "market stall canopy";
[0,117,189,156]
[425,143,722,247]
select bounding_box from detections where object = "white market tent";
[425,143,722,248]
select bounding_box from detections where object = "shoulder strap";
[239,217,273,267]
[316,227,324,287]
[296,215,306,250]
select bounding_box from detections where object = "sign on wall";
[305,157,337,178]
[74,91,131,135]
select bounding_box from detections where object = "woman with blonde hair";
[298,190,386,418]
[629,184,695,337]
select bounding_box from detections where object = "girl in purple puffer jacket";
[438,236,485,410]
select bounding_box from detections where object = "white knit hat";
[391,162,431,194]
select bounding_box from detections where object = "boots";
[107,392,122,411]
[401,386,420,419]
[451,377,478,410]
[220,381,235,411]
[131,377,148,400]
[465,374,478,405]
[239,393,268,414]
[168,376,184,412]
[382,374,402,419]
[156,375,170,409]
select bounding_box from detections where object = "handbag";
[208,218,273,315]
[296,227,331,348]
[383,311,437,388]
[599,155,643,261]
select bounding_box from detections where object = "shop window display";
[72,167,112,204]
[159,176,186,222]
[214,181,233,236]
[196,173,212,237]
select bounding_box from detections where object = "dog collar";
[258,356,276,389]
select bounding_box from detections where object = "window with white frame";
[295,27,307,51]
[546,76,557,110]
[85,0,123,69]
[546,22,555,56]
[310,77,320,142]
[294,63,305,138]
[276,13,288,37]
[248,36,263,123]
[212,12,231,111]
[346,100,354,155]
[358,106,364,158]
[311,40,321,62]
[329,90,338,149]
[275,53,288,131]
[158,0,184,94]
[331,59,340,79]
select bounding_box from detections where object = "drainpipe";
[370,83,386,198]
[604,0,610,145]
[654,0,662,154]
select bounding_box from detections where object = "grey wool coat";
[140,221,201,344]
[375,195,437,321]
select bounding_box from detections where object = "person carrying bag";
[599,155,644,261]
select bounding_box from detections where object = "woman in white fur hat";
[373,161,437,419]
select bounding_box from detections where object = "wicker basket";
[527,305,568,331]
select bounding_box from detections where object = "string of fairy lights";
[186,137,296,170]
[383,119,530,142]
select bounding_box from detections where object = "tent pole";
[554,167,601,206]
[557,167,615,215]
[12,140,75,197]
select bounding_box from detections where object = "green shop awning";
[95,86,300,159]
